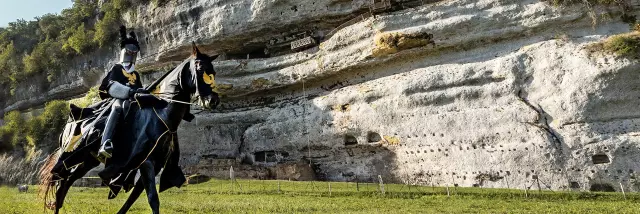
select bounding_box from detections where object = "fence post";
[446,185,450,197]
[329,182,332,196]
[536,176,542,194]
[230,166,235,192]
[278,180,281,193]
[620,182,626,200]
[505,174,510,189]
[524,184,528,198]
[378,175,385,194]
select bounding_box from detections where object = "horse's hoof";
[46,201,56,210]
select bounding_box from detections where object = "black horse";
[39,43,219,214]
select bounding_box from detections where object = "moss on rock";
[372,32,434,57]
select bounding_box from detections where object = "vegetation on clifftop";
[0,0,133,95]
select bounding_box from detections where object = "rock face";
[5,0,640,191]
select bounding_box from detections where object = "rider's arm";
[107,81,135,99]
[98,69,115,100]
[100,65,143,99]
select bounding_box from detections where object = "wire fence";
[166,176,639,201]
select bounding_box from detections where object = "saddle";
[60,96,194,154]
[69,94,194,123]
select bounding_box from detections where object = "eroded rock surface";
[4,0,640,191]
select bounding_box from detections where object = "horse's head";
[189,42,220,110]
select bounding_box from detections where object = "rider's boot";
[98,106,122,159]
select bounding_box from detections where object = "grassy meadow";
[1,179,640,213]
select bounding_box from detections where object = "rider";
[97,26,147,159]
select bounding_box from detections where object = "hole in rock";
[344,135,358,146]
[367,132,382,143]
[254,151,289,163]
[569,182,580,189]
[341,104,350,111]
[592,154,610,164]
[590,183,615,192]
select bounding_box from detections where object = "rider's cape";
[50,66,189,199]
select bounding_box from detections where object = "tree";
[63,23,96,54]
[0,42,23,85]
[37,14,66,40]
[23,39,65,76]
[94,3,121,47]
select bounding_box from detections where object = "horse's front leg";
[54,164,93,214]
[140,159,160,214]
[117,179,144,214]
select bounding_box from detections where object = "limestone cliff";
[4,0,640,192]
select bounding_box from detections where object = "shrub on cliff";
[0,111,26,150]
[29,100,70,151]
[586,31,640,59]
[604,32,640,58]
[0,100,70,154]
[70,86,100,108]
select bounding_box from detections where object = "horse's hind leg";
[140,160,160,214]
[117,179,144,214]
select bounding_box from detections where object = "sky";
[0,0,73,27]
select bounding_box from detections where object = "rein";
[150,91,200,105]
[151,93,197,105]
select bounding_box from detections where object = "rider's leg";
[99,99,123,158]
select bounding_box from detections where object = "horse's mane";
[146,58,192,91]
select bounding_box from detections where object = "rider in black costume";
[97,26,147,159]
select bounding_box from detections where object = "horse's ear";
[191,42,200,56]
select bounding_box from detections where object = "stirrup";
[98,140,113,159]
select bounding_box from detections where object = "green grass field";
[1,179,640,213]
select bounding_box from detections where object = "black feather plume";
[128,31,137,41]
[119,26,128,48]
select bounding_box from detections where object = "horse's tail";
[38,148,60,210]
